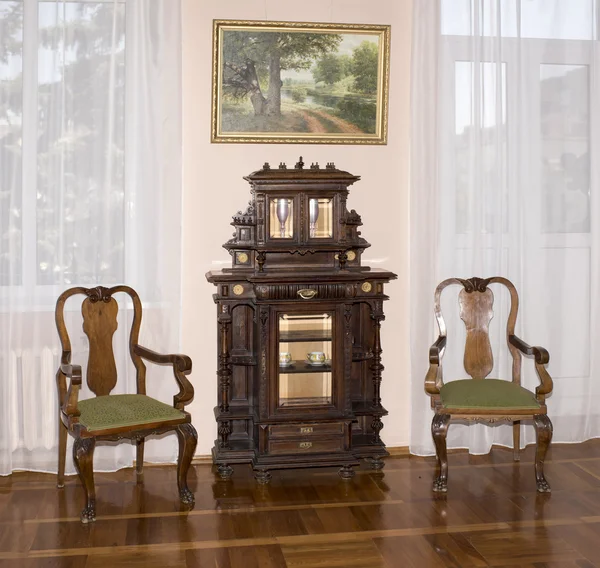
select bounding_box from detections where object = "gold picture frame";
[211,19,390,145]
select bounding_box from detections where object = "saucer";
[306,360,326,366]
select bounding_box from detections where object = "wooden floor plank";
[0,558,89,568]
[85,550,187,568]
[373,534,448,568]
[466,527,585,566]
[281,540,387,568]
[0,441,600,566]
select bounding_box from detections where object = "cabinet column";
[217,303,232,448]
[344,304,353,414]
[370,300,385,443]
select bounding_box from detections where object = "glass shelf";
[279,361,332,374]
[279,330,332,343]
[279,396,331,408]
[278,312,333,407]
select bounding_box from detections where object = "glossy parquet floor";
[2,441,600,567]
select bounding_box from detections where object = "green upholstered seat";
[78,394,185,432]
[440,379,540,410]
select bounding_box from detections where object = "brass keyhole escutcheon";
[299,441,313,449]
[300,427,313,434]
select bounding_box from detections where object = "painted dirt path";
[296,108,364,134]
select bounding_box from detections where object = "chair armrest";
[425,336,446,396]
[59,363,82,419]
[60,363,82,383]
[429,335,447,364]
[133,345,192,372]
[509,335,549,364]
[508,335,553,398]
[133,344,194,409]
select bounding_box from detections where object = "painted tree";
[351,40,379,95]
[222,30,342,116]
[312,53,351,86]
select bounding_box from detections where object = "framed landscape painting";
[211,20,390,144]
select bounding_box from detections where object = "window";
[440,0,594,380]
[441,0,593,243]
[0,0,125,292]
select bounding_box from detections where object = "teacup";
[307,351,326,365]
[279,352,292,366]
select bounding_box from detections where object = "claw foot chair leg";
[432,414,451,492]
[533,414,553,493]
[73,437,96,523]
[176,423,198,505]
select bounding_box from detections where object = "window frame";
[441,34,595,252]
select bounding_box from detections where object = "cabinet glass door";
[278,313,333,407]
[308,198,333,238]
[269,198,294,238]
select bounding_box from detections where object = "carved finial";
[278,162,287,169]
[310,162,320,169]
[459,277,492,293]
[262,162,270,170]
[326,162,336,169]
[86,286,112,303]
[295,156,304,169]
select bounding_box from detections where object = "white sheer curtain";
[410,0,600,455]
[0,0,183,474]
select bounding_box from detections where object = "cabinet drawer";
[255,283,354,301]
[269,422,344,439]
[268,437,345,455]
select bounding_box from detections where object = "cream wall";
[182,0,412,455]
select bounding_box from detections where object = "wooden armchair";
[55,285,197,523]
[425,277,553,493]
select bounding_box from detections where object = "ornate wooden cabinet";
[206,157,397,483]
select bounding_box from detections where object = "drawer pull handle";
[300,427,313,434]
[297,289,317,300]
[299,441,313,449]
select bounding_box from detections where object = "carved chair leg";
[136,438,145,483]
[57,416,67,489]
[432,414,451,493]
[513,421,521,462]
[533,414,553,493]
[176,423,198,505]
[73,437,96,524]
